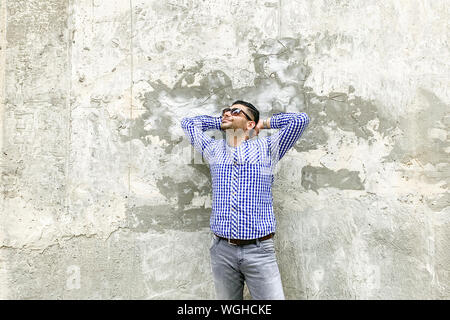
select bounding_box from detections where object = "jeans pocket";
[210,234,219,252]
[259,238,275,253]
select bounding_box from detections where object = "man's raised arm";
[263,112,310,161]
[181,115,222,161]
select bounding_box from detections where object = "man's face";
[221,104,255,132]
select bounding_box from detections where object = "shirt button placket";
[231,151,239,238]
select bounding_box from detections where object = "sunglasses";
[221,107,254,122]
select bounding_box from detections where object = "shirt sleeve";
[181,115,222,162]
[268,112,310,162]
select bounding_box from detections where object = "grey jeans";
[209,234,285,300]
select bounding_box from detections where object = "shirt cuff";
[269,113,285,129]
[214,116,222,130]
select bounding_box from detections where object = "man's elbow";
[181,117,192,129]
[294,112,310,128]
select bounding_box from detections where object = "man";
[181,100,309,300]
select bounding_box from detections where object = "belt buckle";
[228,238,237,246]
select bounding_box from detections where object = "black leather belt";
[215,233,274,246]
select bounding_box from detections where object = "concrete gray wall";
[0,0,449,299]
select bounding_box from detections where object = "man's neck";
[225,129,249,148]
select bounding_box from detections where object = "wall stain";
[301,165,364,193]
[127,204,211,233]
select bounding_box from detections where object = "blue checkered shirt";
[181,112,310,239]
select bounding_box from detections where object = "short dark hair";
[231,100,259,127]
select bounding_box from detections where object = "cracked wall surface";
[0,0,449,299]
